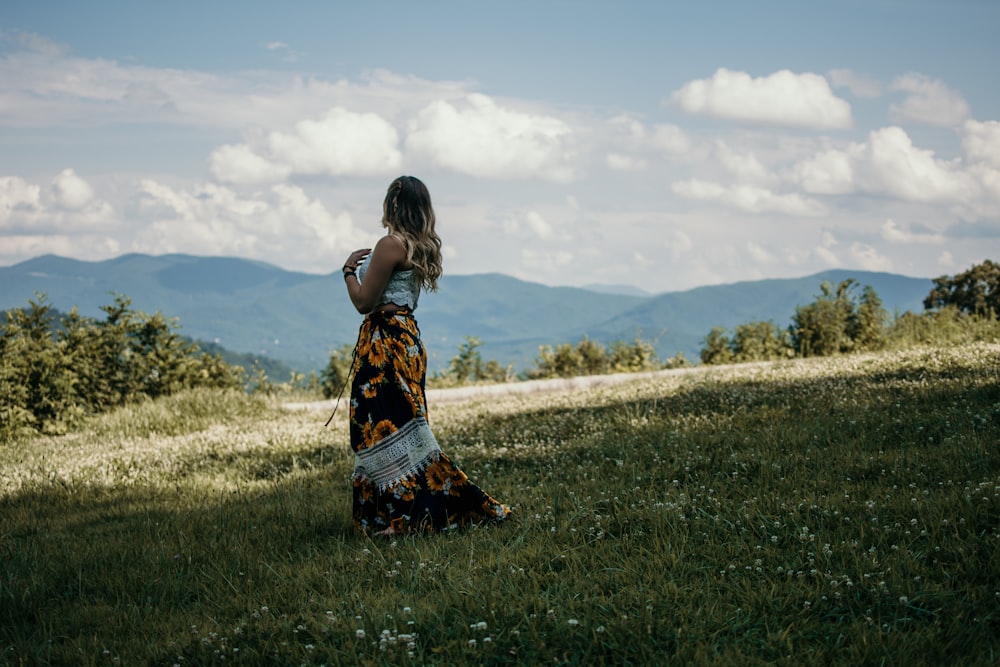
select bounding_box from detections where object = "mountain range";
[0,254,935,373]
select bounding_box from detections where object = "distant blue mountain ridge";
[0,253,935,373]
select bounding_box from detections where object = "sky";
[1,0,998,294]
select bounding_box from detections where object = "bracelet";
[343,270,356,280]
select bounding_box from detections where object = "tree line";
[319,334,689,398]
[699,259,999,365]
[319,260,997,393]
[4,260,997,436]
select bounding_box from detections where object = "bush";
[886,306,1000,347]
[0,294,241,439]
[320,343,356,399]
[529,336,663,379]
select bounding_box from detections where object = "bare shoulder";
[374,234,408,266]
[378,234,406,251]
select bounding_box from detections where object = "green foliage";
[0,295,75,435]
[0,293,241,439]
[699,262,1000,369]
[791,279,862,356]
[924,258,999,316]
[851,284,889,351]
[661,350,692,369]
[608,336,660,372]
[887,305,1000,347]
[732,320,795,361]
[1,344,997,665]
[320,343,356,399]
[531,341,584,378]
[429,337,513,387]
[700,321,793,365]
[526,337,664,379]
[447,336,509,384]
[196,339,294,387]
[700,326,734,365]
[529,335,664,379]
[704,279,890,365]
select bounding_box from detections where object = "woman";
[341,176,512,536]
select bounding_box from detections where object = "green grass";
[1,344,998,665]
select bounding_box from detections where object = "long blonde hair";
[382,176,443,291]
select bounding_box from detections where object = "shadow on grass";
[0,468,357,660]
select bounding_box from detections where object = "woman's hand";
[343,248,371,275]
[343,236,407,314]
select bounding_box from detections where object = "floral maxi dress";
[349,308,512,535]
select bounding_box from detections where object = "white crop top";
[356,253,421,310]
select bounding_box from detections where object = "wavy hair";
[382,176,443,291]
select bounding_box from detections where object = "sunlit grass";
[1,344,998,665]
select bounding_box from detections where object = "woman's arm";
[343,235,407,314]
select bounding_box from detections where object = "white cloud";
[1,171,113,232]
[813,232,840,267]
[791,148,855,194]
[501,209,565,241]
[969,163,1000,210]
[0,176,42,230]
[520,248,574,274]
[210,143,292,185]
[890,73,970,126]
[814,245,840,267]
[0,34,470,130]
[827,69,883,98]
[664,229,693,261]
[963,120,1000,169]
[602,118,692,170]
[714,141,773,186]
[607,153,647,171]
[0,36,211,127]
[406,94,575,182]
[0,233,120,265]
[747,241,775,264]
[672,179,827,216]
[269,108,402,176]
[650,124,690,154]
[133,179,367,270]
[790,126,981,205]
[937,251,955,268]
[51,168,95,209]
[607,117,691,155]
[524,210,556,240]
[860,126,978,203]
[609,115,645,140]
[880,219,945,245]
[849,242,893,271]
[671,68,852,129]
[209,107,401,184]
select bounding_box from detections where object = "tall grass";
[1,344,998,665]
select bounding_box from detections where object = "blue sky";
[1,0,998,293]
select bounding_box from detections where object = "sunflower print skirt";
[349,309,512,535]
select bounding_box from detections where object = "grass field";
[1,343,998,666]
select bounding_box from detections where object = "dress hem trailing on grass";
[349,309,512,536]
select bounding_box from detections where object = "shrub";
[0,294,241,439]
